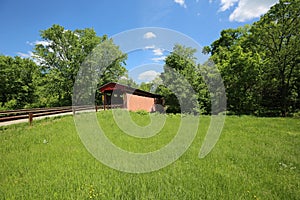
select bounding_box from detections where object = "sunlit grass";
[0,111,299,199]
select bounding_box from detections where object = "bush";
[135,110,149,115]
[293,110,300,118]
[4,99,18,110]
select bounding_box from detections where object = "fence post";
[29,112,33,126]
[95,105,98,112]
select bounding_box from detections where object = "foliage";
[1,0,299,116]
[250,0,300,116]
[133,109,149,115]
[206,26,264,115]
[205,0,300,116]
[0,55,39,109]
[139,82,153,92]
[0,24,127,109]
[117,75,139,88]
[76,38,127,106]
[33,25,102,106]
[34,24,127,107]
[157,44,211,114]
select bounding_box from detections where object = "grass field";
[0,111,299,199]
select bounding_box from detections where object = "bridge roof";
[99,82,162,98]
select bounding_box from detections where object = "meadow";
[0,111,299,199]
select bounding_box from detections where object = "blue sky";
[0,0,278,82]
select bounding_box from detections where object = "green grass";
[0,111,299,199]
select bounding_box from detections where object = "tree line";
[154,0,299,116]
[1,0,299,116]
[205,0,300,117]
[0,25,127,110]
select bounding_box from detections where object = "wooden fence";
[0,106,100,125]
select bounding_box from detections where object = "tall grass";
[0,111,299,199]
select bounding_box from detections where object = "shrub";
[135,110,149,115]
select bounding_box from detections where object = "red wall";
[125,93,155,112]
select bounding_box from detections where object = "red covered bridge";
[99,82,164,112]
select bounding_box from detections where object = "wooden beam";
[103,93,106,110]
[123,92,126,109]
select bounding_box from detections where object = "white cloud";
[138,70,161,82]
[144,46,166,62]
[26,41,33,46]
[153,48,164,56]
[144,45,156,50]
[27,40,52,46]
[218,0,279,22]
[230,0,278,22]
[174,0,187,8]
[151,56,166,62]
[17,51,33,58]
[17,51,43,65]
[219,0,239,11]
[35,40,52,46]
[144,46,165,56]
[143,32,156,39]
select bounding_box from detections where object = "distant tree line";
[0,0,299,117]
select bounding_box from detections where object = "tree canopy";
[204,0,299,116]
[156,44,211,114]
[0,55,39,109]
[1,0,299,116]
[0,24,127,109]
[34,24,127,107]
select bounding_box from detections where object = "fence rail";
[0,105,104,125]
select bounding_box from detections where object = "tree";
[74,37,127,106]
[205,0,300,116]
[0,55,39,109]
[205,27,264,115]
[157,44,210,114]
[139,82,153,92]
[34,24,127,107]
[118,76,139,88]
[251,0,300,116]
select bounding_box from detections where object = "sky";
[0,0,279,83]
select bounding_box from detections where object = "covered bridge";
[99,82,164,112]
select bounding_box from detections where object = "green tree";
[157,44,210,114]
[34,24,127,107]
[0,55,39,109]
[139,82,153,92]
[118,76,139,88]
[205,27,264,115]
[251,0,300,116]
[73,38,127,106]
[205,0,300,116]
[34,24,102,106]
